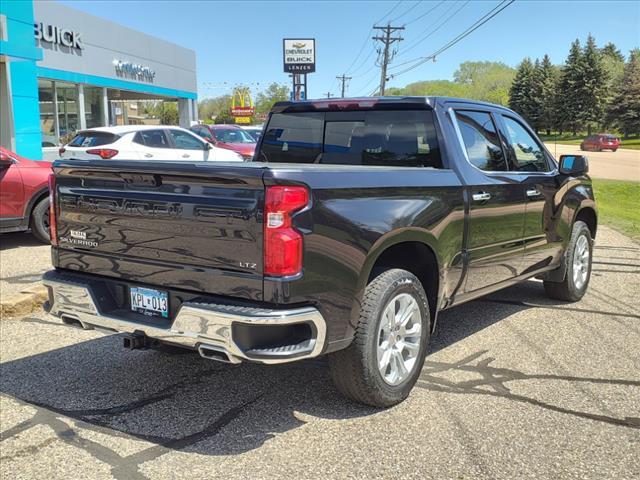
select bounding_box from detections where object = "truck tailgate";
[52,160,267,300]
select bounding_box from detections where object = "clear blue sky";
[58,0,640,99]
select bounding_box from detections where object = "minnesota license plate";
[130,287,169,318]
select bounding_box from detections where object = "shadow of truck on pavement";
[1,280,638,480]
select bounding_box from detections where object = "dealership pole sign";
[283,39,316,73]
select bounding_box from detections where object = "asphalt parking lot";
[1,225,638,479]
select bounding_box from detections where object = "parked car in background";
[190,124,256,160]
[580,134,620,152]
[241,125,264,142]
[0,147,52,243]
[59,126,244,162]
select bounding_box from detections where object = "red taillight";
[48,173,58,246]
[86,148,118,159]
[264,186,309,276]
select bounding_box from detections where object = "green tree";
[198,95,232,121]
[532,55,558,134]
[255,83,289,115]
[159,102,179,125]
[580,34,609,135]
[556,39,585,134]
[607,49,640,137]
[509,57,536,124]
[214,109,234,124]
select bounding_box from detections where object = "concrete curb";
[0,284,48,319]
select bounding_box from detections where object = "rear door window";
[259,110,442,168]
[454,110,507,172]
[133,130,170,148]
[68,131,119,147]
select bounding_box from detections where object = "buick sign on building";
[0,0,197,160]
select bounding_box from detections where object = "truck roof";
[271,96,514,113]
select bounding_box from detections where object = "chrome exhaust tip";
[198,344,241,364]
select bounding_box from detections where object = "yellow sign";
[235,116,251,124]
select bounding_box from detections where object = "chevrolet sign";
[283,38,316,73]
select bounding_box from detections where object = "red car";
[0,147,52,243]
[580,134,620,152]
[190,124,256,160]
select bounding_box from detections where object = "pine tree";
[580,34,609,135]
[531,55,557,134]
[509,57,536,124]
[607,49,640,137]
[556,39,585,135]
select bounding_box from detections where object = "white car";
[59,125,244,162]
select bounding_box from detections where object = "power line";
[374,0,403,24]
[390,0,515,79]
[393,0,470,60]
[342,0,406,75]
[373,24,405,95]
[336,74,353,97]
[389,0,424,23]
[403,0,447,26]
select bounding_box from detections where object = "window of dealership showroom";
[0,0,197,160]
[37,80,184,149]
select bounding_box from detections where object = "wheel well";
[369,242,439,321]
[576,207,597,239]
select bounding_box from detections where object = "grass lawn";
[539,133,640,150]
[592,179,640,241]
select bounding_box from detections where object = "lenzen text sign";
[283,39,316,73]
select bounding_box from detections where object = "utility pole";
[336,74,352,98]
[324,91,334,98]
[372,24,404,96]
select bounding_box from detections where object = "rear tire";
[30,197,50,244]
[544,221,592,302]
[328,269,431,407]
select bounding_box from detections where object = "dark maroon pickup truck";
[43,97,596,406]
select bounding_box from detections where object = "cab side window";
[455,110,507,172]
[501,116,550,172]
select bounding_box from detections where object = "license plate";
[130,287,169,318]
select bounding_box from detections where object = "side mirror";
[559,155,588,176]
[0,151,16,168]
[204,142,213,151]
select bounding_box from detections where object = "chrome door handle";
[472,192,492,202]
[144,153,153,158]
[182,154,190,158]
[526,189,541,197]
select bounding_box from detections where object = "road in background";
[1,225,638,479]
[545,143,640,181]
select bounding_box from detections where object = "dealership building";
[0,0,197,160]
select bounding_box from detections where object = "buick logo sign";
[34,22,83,49]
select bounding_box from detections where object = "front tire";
[329,269,431,407]
[544,220,592,302]
[30,197,50,244]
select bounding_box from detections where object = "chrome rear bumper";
[42,270,326,365]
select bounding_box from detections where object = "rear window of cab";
[258,110,443,169]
